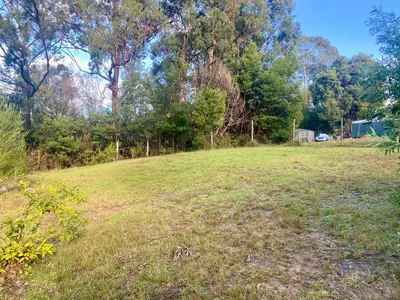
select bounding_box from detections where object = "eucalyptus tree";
[297,36,339,104]
[310,54,385,134]
[158,0,198,103]
[73,0,162,116]
[264,0,300,55]
[0,0,74,129]
[368,7,400,150]
[34,64,79,119]
[151,0,300,136]
[368,7,400,101]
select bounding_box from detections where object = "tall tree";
[310,54,385,134]
[297,36,340,104]
[238,42,302,142]
[74,0,162,115]
[34,64,79,119]
[311,69,343,132]
[76,74,108,116]
[0,0,73,129]
[158,0,198,103]
[264,0,300,55]
[368,7,400,101]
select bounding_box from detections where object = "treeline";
[0,0,397,171]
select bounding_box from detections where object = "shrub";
[192,133,211,150]
[215,135,234,149]
[92,144,117,164]
[391,191,400,207]
[130,145,146,158]
[0,182,86,273]
[32,116,85,168]
[193,88,226,135]
[0,99,26,180]
[271,129,290,143]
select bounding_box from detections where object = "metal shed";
[351,119,386,138]
[294,129,315,143]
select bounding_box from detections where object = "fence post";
[292,118,296,143]
[116,137,120,160]
[251,120,254,142]
[146,137,150,157]
[341,117,344,143]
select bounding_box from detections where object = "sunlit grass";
[1,145,399,299]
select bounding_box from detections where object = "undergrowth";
[0,182,86,277]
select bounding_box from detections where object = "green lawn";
[1,145,400,299]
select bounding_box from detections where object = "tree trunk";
[303,64,309,106]
[251,120,254,142]
[292,118,296,143]
[110,0,122,157]
[111,0,121,115]
[110,62,120,160]
[23,85,35,131]
[111,66,121,115]
[207,42,215,74]
[341,117,344,142]
[115,137,120,160]
[146,137,150,157]
[23,99,33,131]
[178,34,188,103]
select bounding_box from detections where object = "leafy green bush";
[215,135,235,149]
[91,144,117,164]
[0,182,86,273]
[380,139,400,154]
[192,133,211,150]
[214,134,253,148]
[271,128,290,143]
[0,99,26,180]
[32,116,85,168]
[391,191,400,207]
[193,88,226,135]
[130,145,146,158]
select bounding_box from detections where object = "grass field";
[1,144,400,299]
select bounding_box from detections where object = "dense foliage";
[193,87,226,147]
[0,182,86,273]
[0,98,26,179]
[302,54,386,135]
[368,7,400,150]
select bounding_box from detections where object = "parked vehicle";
[315,133,330,142]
